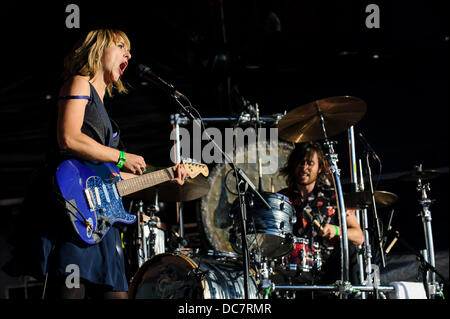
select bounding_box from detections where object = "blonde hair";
[63,29,131,96]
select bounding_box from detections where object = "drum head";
[200,140,293,253]
[128,253,202,299]
[129,252,261,299]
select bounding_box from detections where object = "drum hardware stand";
[170,94,272,299]
[315,102,351,298]
[136,200,148,267]
[357,159,377,297]
[382,225,447,299]
[146,189,160,257]
[259,258,273,299]
[170,113,187,248]
[174,114,284,125]
[272,283,395,295]
[243,102,264,193]
[414,164,444,299]
[347,127,367,299]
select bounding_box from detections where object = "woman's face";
[101,35,131,83]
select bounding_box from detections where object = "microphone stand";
[169,93,271,299]
[363,151,386,268]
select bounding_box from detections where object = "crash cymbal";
[127,174,211,202]
[278,96,367,143]
[397,170,441,182]
[338,191,398,210]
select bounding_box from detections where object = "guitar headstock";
[181,159,209,179]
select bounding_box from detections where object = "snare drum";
[272,237,322,283]
[128,252,261,299]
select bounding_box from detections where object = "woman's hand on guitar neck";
[122,152,146,175]
[172,163,190,186]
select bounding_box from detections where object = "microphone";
[137,64,183,99]
[358,132,380,162]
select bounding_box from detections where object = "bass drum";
[128,252,261,299]
[200,140,294,254]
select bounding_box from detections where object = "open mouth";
[119,62,128,76]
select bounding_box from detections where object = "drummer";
[279,142,364,286]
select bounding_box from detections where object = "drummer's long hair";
[280,142,332,188]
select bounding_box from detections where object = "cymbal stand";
[347,127,367,299]
[357,159,376,295]
[315,102,350,298]
[415,164,441,298]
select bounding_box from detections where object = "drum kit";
[122,95,445,300]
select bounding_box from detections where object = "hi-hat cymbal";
[336,191,398,210]
[278,96,367,143]
[126,174,211,202]
[397,170,441,182]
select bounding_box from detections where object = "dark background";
[0,0,448,298]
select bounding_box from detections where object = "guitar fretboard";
[116,166,176,196]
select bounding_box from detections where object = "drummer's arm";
[320,211,364,246]
[345,212,365,246]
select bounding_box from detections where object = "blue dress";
[5,82,128,292]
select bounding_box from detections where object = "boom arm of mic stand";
[169,93,271,298]
[171,95,272,210]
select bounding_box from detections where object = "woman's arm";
[57,76,146,174]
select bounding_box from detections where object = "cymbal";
[126,174,211,202]
[397,170,441,182]
[339,191,398,210]
[278,96,367,143]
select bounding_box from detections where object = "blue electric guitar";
[56,158,209,244]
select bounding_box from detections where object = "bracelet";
[334,225,339,237]
[116,151,126,168]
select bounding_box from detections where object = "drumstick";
[385,238,398,254]
[303,209,324,232]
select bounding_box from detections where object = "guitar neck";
[116,166,177,197]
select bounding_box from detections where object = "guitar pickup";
[94,187,102,207]
[112,184,119,200]
[102,184,111,203]
[84,189,95,211]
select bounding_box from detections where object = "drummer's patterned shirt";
[279,184,353,262]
